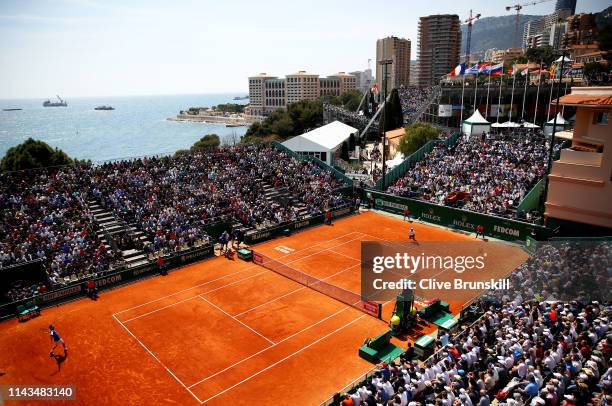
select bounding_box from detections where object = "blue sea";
[0,94,248,163]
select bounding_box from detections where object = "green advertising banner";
[368,190,550,242]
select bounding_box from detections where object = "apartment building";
[545,87,612,230]
[417,15,461,87]
[247,71,357,116]
[376,36,411,94]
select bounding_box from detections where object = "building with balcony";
[376,36,411,94]
[247,71,356,116]
[545,87,612,233]
[416,15,461,87]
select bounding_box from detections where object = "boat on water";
[233,95,249,100]
[43,95,67,107]
[94,105,115,111]
[2,108,22,111]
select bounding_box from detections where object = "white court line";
[113,231,362,317]
[122,295,199,324]
[233,263,360,318]
[120,234,367,323]
[112,314,203,404]
[198,295,275,345]
[112,230,370,402]
[197,314,367,404]
[187,305,355,389]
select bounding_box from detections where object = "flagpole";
[496,67,503,123]
[547,63,555,122]
[473,74,478,114]
[533,59,543,126]
[485,66,491,119]
[460,69,466,127]
[509,66,516,123]
[562,81,569,115]
[521,61,529,120]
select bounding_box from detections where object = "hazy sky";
[0,0,608,98]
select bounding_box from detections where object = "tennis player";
[49,325,68,357]
[409,227,416,241]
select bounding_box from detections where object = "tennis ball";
[391,315,400,326]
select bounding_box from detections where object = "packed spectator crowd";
[1,144,349,300]
[398,86,440,124]
[0,166,117,284]
[334,298,611,406]
[387,131,556,220]
[486,241,611,304]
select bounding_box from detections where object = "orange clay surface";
[0,211,527,405]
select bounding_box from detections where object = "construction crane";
[464,10,481,65]
[506,0,553,49]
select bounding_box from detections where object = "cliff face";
[460,14,543,56]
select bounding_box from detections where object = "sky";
[0,0,608,98]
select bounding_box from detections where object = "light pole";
[379,58,392,191]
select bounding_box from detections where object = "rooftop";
[557,87,612,107]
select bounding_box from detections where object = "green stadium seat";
[17,304,30,321]
[26,301,40,316]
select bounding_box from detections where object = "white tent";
[282,120,358,165]
[491,121,520,128]
[544,113,569,135]
[521,122,540,128]
[555,56,572,63]
[461,109,491,136]
[386,153,405,170]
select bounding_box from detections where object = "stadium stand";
[0,144,351,302]
[387,131,563,221]
[330,299,610,406]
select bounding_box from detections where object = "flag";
[521,66,529,76]
[465,63,479,75]
[478,63,491,74]
[549,64,556,77]
[489,63,503,76]
[450,63,466,76]
[563,65,573,76]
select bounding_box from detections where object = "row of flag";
[449,62,572,77]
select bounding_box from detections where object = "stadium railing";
[318,306,488,406]
[365,189,551,242]
[515,139,571,216]
[271,141,354,187]
[244,204,355,244]
[0,243,214,321]
[374,132,460,191]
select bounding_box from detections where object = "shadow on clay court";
[50,352,67,375]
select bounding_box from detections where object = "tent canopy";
[282,120,358,151]
[462,109,490,124]
[546,113,568,125]
[492,121,520,128]
[521,122,540,128]
[555,56,572,63]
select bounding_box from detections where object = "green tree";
[340,90,363,111]
[524,46,556,66]
[379,88,404,134]
[340,141,349,160]
[0,138,86,172]
[583,62,610,84]
[348,133,356,150]
[190,134,220,153]
[398,123,440,157]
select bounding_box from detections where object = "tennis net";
[252,251,382,319]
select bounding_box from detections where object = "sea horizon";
[0,93,250,163]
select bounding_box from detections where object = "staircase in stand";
[87,200,151,269]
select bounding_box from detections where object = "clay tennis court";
[0,211,527,405]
